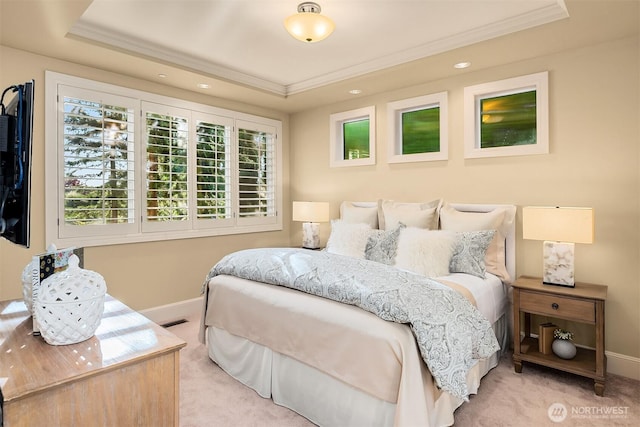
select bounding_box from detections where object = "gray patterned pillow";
[449,230,496,278]
[364,224,405,265]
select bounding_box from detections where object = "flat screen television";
[0,80,34,248]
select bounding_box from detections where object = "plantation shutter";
[142,103,190,232]
[58,86,137,239]
[48,72,283,247]
[236,120,277,225]
[193,112,234,229]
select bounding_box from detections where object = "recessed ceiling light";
[349,89,362,95]
[454,61,471,69]
[158,73,167,78]
[197,83,210,89]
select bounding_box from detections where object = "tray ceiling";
[68,0,570,96]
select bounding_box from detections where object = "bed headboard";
[338,200,517,283]
[449,203,516,283]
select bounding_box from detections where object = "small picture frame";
[387,92,448,163]
[464,71,549,159]
[329,106,376,167]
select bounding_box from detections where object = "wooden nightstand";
[512,276,607,396]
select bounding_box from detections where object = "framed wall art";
[387,92,448,163]
[464,71,549,159]
[329,106,376,168]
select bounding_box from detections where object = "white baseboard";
[139,297,202,325]
[606,351,640,381]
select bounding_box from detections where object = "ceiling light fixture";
[454,61,472,69]
[284,2,335,43]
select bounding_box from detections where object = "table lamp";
[292,201,330,249]
[522,206,594,287]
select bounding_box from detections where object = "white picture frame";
[387,92,448,163]
[329,106,376,168]
[464,71,549,159]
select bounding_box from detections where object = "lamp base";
[542,241,575,287]
[301,222,321,249]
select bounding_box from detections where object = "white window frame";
[464,71,549,159]
[387,92,448,163]
[45,71,282,248]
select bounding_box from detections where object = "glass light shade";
[284,9,335,43]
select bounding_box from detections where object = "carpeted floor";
[168,315,639,427]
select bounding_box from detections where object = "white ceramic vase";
[552,339,577,359]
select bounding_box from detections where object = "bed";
[199,201,516,427]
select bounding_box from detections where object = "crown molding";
[69,2,568,97]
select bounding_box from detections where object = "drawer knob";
[552,303,559,310]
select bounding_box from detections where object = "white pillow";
[325,219,372,259]
[339,201,378,228]
[378,199,442,230]
[394,228,456,278]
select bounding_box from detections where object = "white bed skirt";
[206,316,506,427]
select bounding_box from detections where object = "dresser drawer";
[519,290,596,323]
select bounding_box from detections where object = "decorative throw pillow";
[325,220,372,259]
[394,228,456,278]
[378,199,441,230]
[364,224,405,265]
[339,201,379,228]
[450,230,496,278]
[439,204,515,282]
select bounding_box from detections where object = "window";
[479,90,536,148]
[143,105,190,229]
[464,71,548,159]
[387,92,448,163]
[236,121,277,222]
[45,72,282,247]
[342,119,370,160]
[58,87,138,240]
[329,106,376,167]
[193,113,233,226]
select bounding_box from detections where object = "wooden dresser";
[0,295,186,426]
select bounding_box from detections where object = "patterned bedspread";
[202,247,500,400]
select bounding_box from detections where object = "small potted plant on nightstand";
[552,328,577,359]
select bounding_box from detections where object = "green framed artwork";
[330,106,375,167]
[464,71,549,159]
[387,92,448,163]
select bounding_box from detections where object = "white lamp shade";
[522,206,594,244]
[292,201,330,223]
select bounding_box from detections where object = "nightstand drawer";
[520,290,595,322]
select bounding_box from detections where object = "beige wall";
[0,46,291,311]
[1,34,638,362]
[290,36,640,359]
